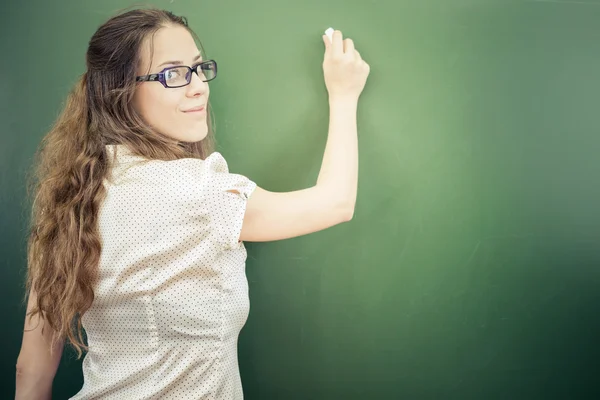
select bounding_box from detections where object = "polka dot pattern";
[70,145,256,400]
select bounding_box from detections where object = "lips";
[183,105,205,113]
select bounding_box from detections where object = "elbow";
[16,354,30,377]
[343,207,355,222]
[341,213,354,223]
[337,200,355,222]
[16,354,56,396]
[16,358,38,381]
[15,362,54,400]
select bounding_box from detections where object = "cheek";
[134,86,180,127]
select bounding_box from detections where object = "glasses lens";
[164,66,189,87]
[199,61,217,81]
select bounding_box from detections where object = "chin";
[179,129,208,143]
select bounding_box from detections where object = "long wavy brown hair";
[25,7,215,357]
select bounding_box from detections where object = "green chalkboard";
[2,0,600,398]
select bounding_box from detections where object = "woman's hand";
[322,29,370,103]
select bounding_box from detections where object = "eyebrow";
[157,54,203,69]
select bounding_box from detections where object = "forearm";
[316,97,359,212]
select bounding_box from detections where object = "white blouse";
[70,145,257,399]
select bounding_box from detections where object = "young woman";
[15,8,369,400]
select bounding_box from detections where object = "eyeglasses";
[135,60,217,88]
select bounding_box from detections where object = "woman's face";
[133,25,210,143]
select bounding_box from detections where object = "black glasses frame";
[135,60,217,88]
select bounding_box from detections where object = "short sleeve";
[202,152,257,249]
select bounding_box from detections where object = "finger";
[354,49,362,60]
[322,35,330,52]
[344,38,355,55]
[332,30,343,57]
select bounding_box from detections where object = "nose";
[185,70,209,97]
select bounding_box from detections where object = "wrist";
[328,96,358,111]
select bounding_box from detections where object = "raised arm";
[15,289,64,400]
[240,30,370,242]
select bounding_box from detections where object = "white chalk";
[325,27,334,41]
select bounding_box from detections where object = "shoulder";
[106,145,227,183]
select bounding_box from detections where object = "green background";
[2,0,600,398]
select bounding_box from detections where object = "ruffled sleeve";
[201,152,257,250]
